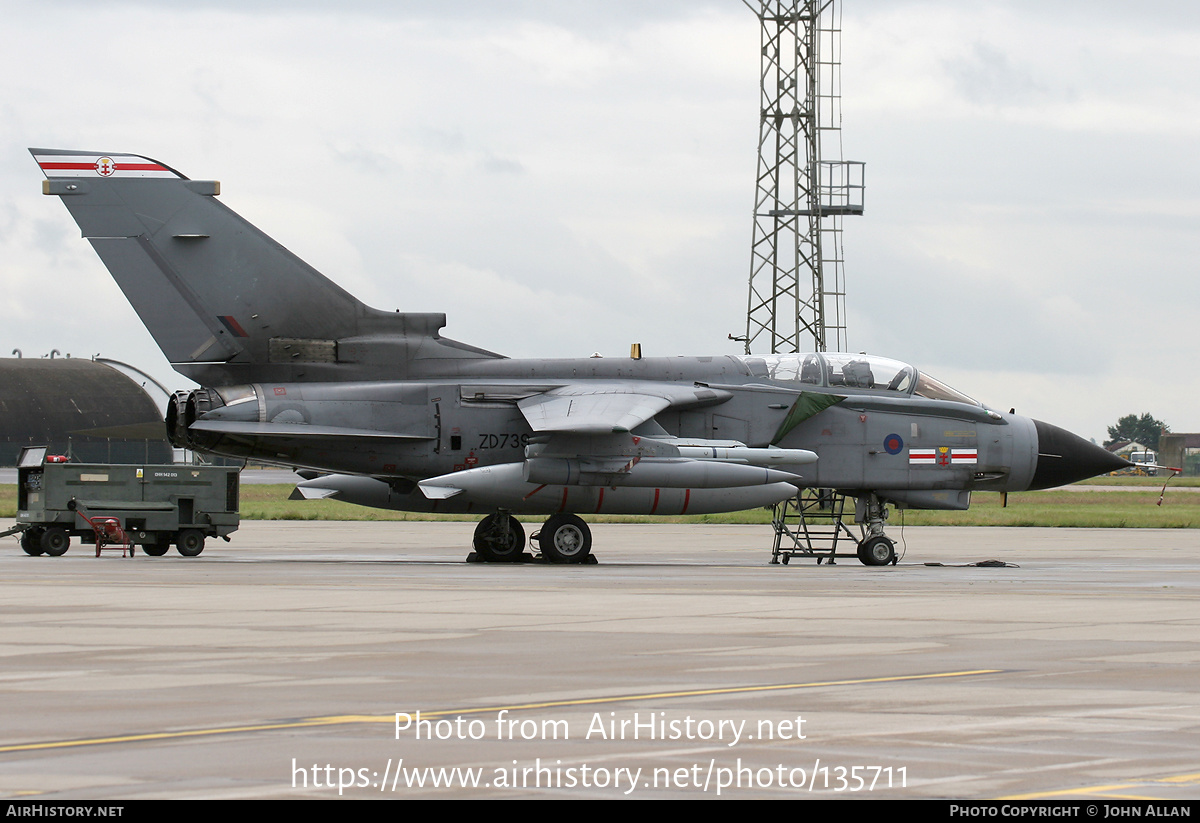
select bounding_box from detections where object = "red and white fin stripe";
[32,151,179,179]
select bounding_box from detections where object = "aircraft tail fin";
[31,148,499,385]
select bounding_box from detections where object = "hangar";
[0,358,171,465]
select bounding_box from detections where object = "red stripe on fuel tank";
[649,488,660,515]
[594,488,605,513]
[680,488,691,515]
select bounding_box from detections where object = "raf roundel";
[883,433,903,455]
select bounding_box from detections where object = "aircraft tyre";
[538,514,592,563]
[21,530,44,556]
[143,537,171,557]
[41,527,70,557]
[857,535,895,566]
[473,514,525,562]
[177,529,205,557]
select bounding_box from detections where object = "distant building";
[1157,434,1200,477]
[1106,440,1150,456]
[0,358,171,465]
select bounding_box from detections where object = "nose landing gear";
[857,534,896,566]
[855,493,897,566]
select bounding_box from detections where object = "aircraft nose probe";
[1027,419,1133,490]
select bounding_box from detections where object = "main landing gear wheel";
[176,529,206,557]
[41,527,70,557]
[21,530,44,556]
[538,514,592,563]
[857,535,896,566]
[473,513,526,562]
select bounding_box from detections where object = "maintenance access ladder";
[770,488,860,565]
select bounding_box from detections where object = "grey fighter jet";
[31,149,1129,564]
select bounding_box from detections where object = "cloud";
[3,0,1199,441]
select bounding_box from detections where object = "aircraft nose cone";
[1028,419,1132,490]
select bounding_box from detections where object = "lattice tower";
[742,0,863,355]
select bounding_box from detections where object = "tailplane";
[32,148,500,385]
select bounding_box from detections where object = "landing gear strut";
[855,493,896,566]
[472,511,526,562]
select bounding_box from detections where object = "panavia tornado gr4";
[31,148,1129,564]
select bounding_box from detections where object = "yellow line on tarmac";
[1001,770,1200,800]
[1159,771,1200,783]
[0,718,359,754]
[0,668,1001,754]
[315,668,1004,723]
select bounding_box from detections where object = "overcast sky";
[3,0,1197,443]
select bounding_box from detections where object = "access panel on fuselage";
[437,391,534,475]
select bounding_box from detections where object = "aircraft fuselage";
[173,352,1046,518]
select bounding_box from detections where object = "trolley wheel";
[41,527,70,557]
[21,530,44,556]
[176,529,206,557]
[857,535,895,566]
[143,538,171,557]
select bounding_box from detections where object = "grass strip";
[2,481,1196,528]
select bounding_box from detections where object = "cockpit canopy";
[738,352,979,406]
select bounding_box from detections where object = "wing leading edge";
[516,382,731,434]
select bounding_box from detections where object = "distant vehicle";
[31,148,1130,565]
[13,447,239,557]
[1114,450,1157,477]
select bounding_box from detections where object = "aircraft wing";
[516,383,731,434]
